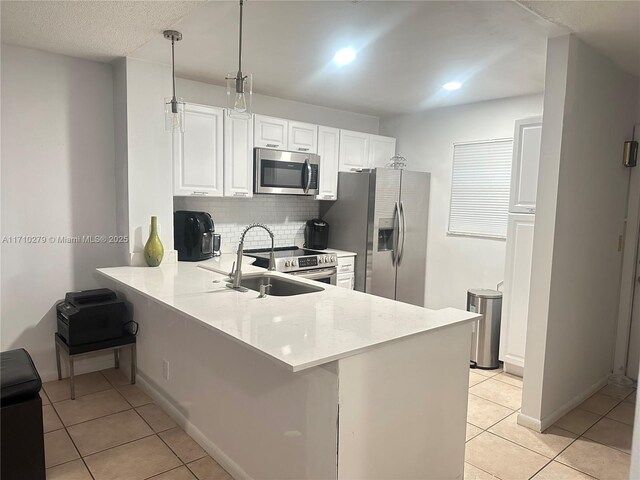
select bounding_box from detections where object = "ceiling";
[0,0,205,62]
[131,1,561,116]
[520,0,640,78]
[2,1,638,117]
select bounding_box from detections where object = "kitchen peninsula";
[97,257,478,480]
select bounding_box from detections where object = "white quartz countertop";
[97,259,478,372]
[308,247,357,257]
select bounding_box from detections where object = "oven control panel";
[277,254,337,272]
[298,257,318,268]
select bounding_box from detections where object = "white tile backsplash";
[174,196,321,253]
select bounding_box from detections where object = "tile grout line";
[61,410,97,480]
[465,374,635,480]
[47,371,207,479]
[467,373,551,480]
[468,391,518,410]
[131,398,195,478]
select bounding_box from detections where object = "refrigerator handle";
[398,201,406,263]
[392,201,400,266]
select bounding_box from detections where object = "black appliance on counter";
[56,289,126,346]
[174,211,215,261]
[304,219,330,250]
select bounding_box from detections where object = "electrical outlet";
[162,359,170,380]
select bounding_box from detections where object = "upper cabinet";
[339,130,370,172]
[369,135,397,168]
[288,121,318,153]
[173,105,397,202]
[510,116,542,214]
[224,114,254,198]
[315,126,340,200]
[254,115,288,150]
[173,103,224,197]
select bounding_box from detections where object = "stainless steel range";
[244,246,338,285]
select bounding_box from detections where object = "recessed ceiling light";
[443,81,462,91]
[333,48,357,66]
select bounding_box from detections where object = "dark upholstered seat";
[1,348,46,480]
[1,348,42,406]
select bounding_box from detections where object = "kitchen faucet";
[229,223,276,289]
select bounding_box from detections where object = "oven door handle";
[303,159,312,193]
[288,268,337,281]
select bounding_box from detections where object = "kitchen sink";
[239,273,324,296]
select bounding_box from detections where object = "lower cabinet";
[337,273,355,290]
[336,255,356,290]
[499,213,535,376]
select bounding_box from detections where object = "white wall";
[0,45,121,380]
[119,58,176,265]
[176,77,380,134]
[175,196,320,253]
[521,34,639,430]
[379,94,543,310]
[623,80,640,480]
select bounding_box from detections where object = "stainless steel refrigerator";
[322,168,430,307]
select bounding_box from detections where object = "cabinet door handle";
[266,143,279,148]
[298,147,310,152]
[234,192,248,197]
[191,191,208,196]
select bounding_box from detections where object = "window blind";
[448,138,513,239]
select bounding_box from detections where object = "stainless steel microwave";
[254,148,320,195]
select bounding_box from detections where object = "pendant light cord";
[238,0,244,75]
[171,37,177,102]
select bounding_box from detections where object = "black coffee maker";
[304,219,329,250]
[174,211,215,261]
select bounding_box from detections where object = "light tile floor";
[41,369,232,480]
[464,367,636,480]
[41,366,635,479]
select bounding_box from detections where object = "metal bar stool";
[54,333,136,399]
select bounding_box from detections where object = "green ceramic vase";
[144,216,164,267]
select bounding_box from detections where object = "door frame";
[614,124,640,376]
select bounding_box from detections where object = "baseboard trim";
[135,373,253,480]
[516,412,542,432]
[519,374,610,432]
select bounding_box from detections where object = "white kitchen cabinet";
[339,130,370,172]
[315,126,340,200]
[173,103,224,197]
[254,114,288,150]
[337,255,355,275]
[499,214,535,376]
[337,273,355,290]
[510,116,542,214]
[336,255,355,290]
[369,134,397,168]
[288,121,318,153]
[224,113,254,198]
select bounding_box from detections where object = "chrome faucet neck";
[231,223,276,289]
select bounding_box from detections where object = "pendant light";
[164,30,185,132]
[226,0,252,118]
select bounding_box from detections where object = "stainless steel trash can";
[467,289,502,369]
